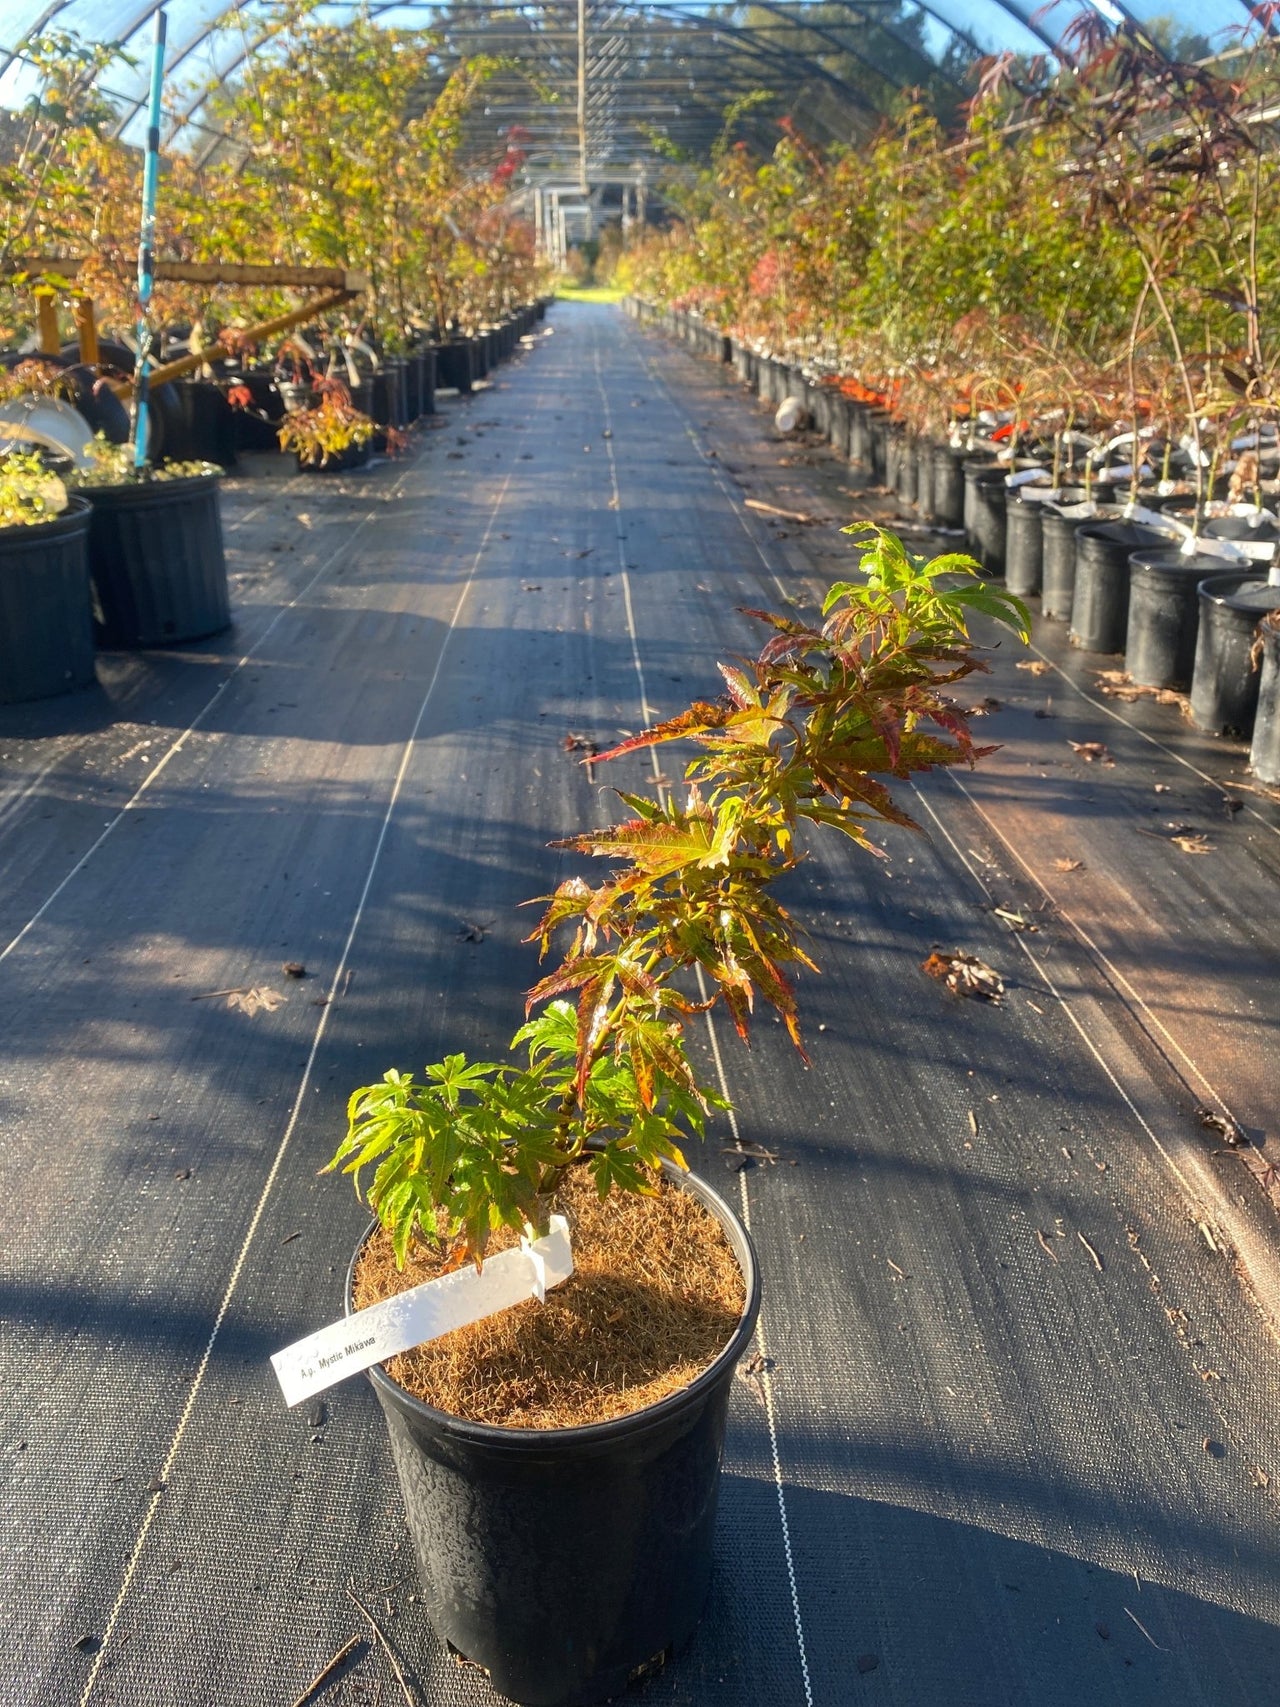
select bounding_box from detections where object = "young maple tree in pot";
[328,527,1029,1321]
[321,529,1028,1707]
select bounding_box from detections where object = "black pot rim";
[1196,572,1280,610]
[1076,519,1175,546]
[1130,550,1234,576]
[348,1161,761,1454]
[78,470,221,506]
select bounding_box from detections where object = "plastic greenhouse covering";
[1,0,1270,171]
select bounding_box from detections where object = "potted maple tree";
[322,528,1028,1705]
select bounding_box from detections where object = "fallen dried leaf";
[564,731,599,780]
[1171,832,1214,854]
[1016,659,1052,676]
[993,906,1037,931]
[282,961,307,979]
[1052,857,1085,873]
[720,1141,779,1165]
[1095,671,1193,713]
[1198,1108,1244,1146]
[921,950,1004,1001]
[1068,740,1114,765]
[735,1350,773,1406]
[1077,1231,1104,1271]
[227,986,286,1016]
[744,496,822,525]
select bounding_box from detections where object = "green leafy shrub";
[0,449,69,527]
[71,434,219,487]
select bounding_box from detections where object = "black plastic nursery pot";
[825,391,851,457]
[173,381,238,468]
[295,438,373,474]
[847,403,872,470]
[436,340,475,394]
[351,1166,761,1707]
[1004,496,1043,597]
[0,498,95,704]
[401,354,422,422]
[1069,521,1172,654]
[1190,574,1280,737]
[370,367,393,427]
[808,382,831,441]
[867,410,891,481]
[418,346,437,417]
[85,472,230,648]
[884,426,906,499]
[1124,552,1228,690]
[966,465,1007,576]
[930,444,966,528]
[1039,505,1121,621]
[893,433,918,509]
[1250,617,1280,785]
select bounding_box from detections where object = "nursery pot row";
[632,300,1280,773]
[0,474,231,703]
[351,1164,760,1707]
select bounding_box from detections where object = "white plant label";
[270,1216,574,1408]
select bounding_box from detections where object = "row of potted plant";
[1,10,548,364]
[615,16,1280,784]
[635,298,1280,787]
[616,18,1280,528]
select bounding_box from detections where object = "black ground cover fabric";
[1,305,1278,1707]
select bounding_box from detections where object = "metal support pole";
[133,8,167,469]
[577,0,588,196]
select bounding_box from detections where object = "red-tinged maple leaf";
[526,954,614,1011]
[595,702,730,762]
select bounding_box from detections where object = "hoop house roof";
[0,0,1266,178]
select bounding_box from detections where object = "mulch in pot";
[353,1163,747,1430]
